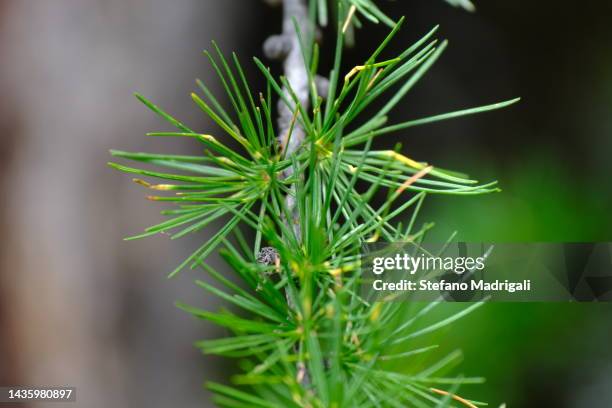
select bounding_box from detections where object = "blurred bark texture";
[0,1,250,407]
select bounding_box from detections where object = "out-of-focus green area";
[417,150,612,407]
[432,302,612,407]
[368,1,612,404]
[425,152,612,242]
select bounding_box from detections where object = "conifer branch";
[110,1,520,405]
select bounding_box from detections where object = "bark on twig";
[262,0,310,265]
[264,0,310,161]
[264,0,328,221]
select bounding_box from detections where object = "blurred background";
[0,1,610,407]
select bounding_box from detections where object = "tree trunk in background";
[0,0,20,392]
[0,1,251,407]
